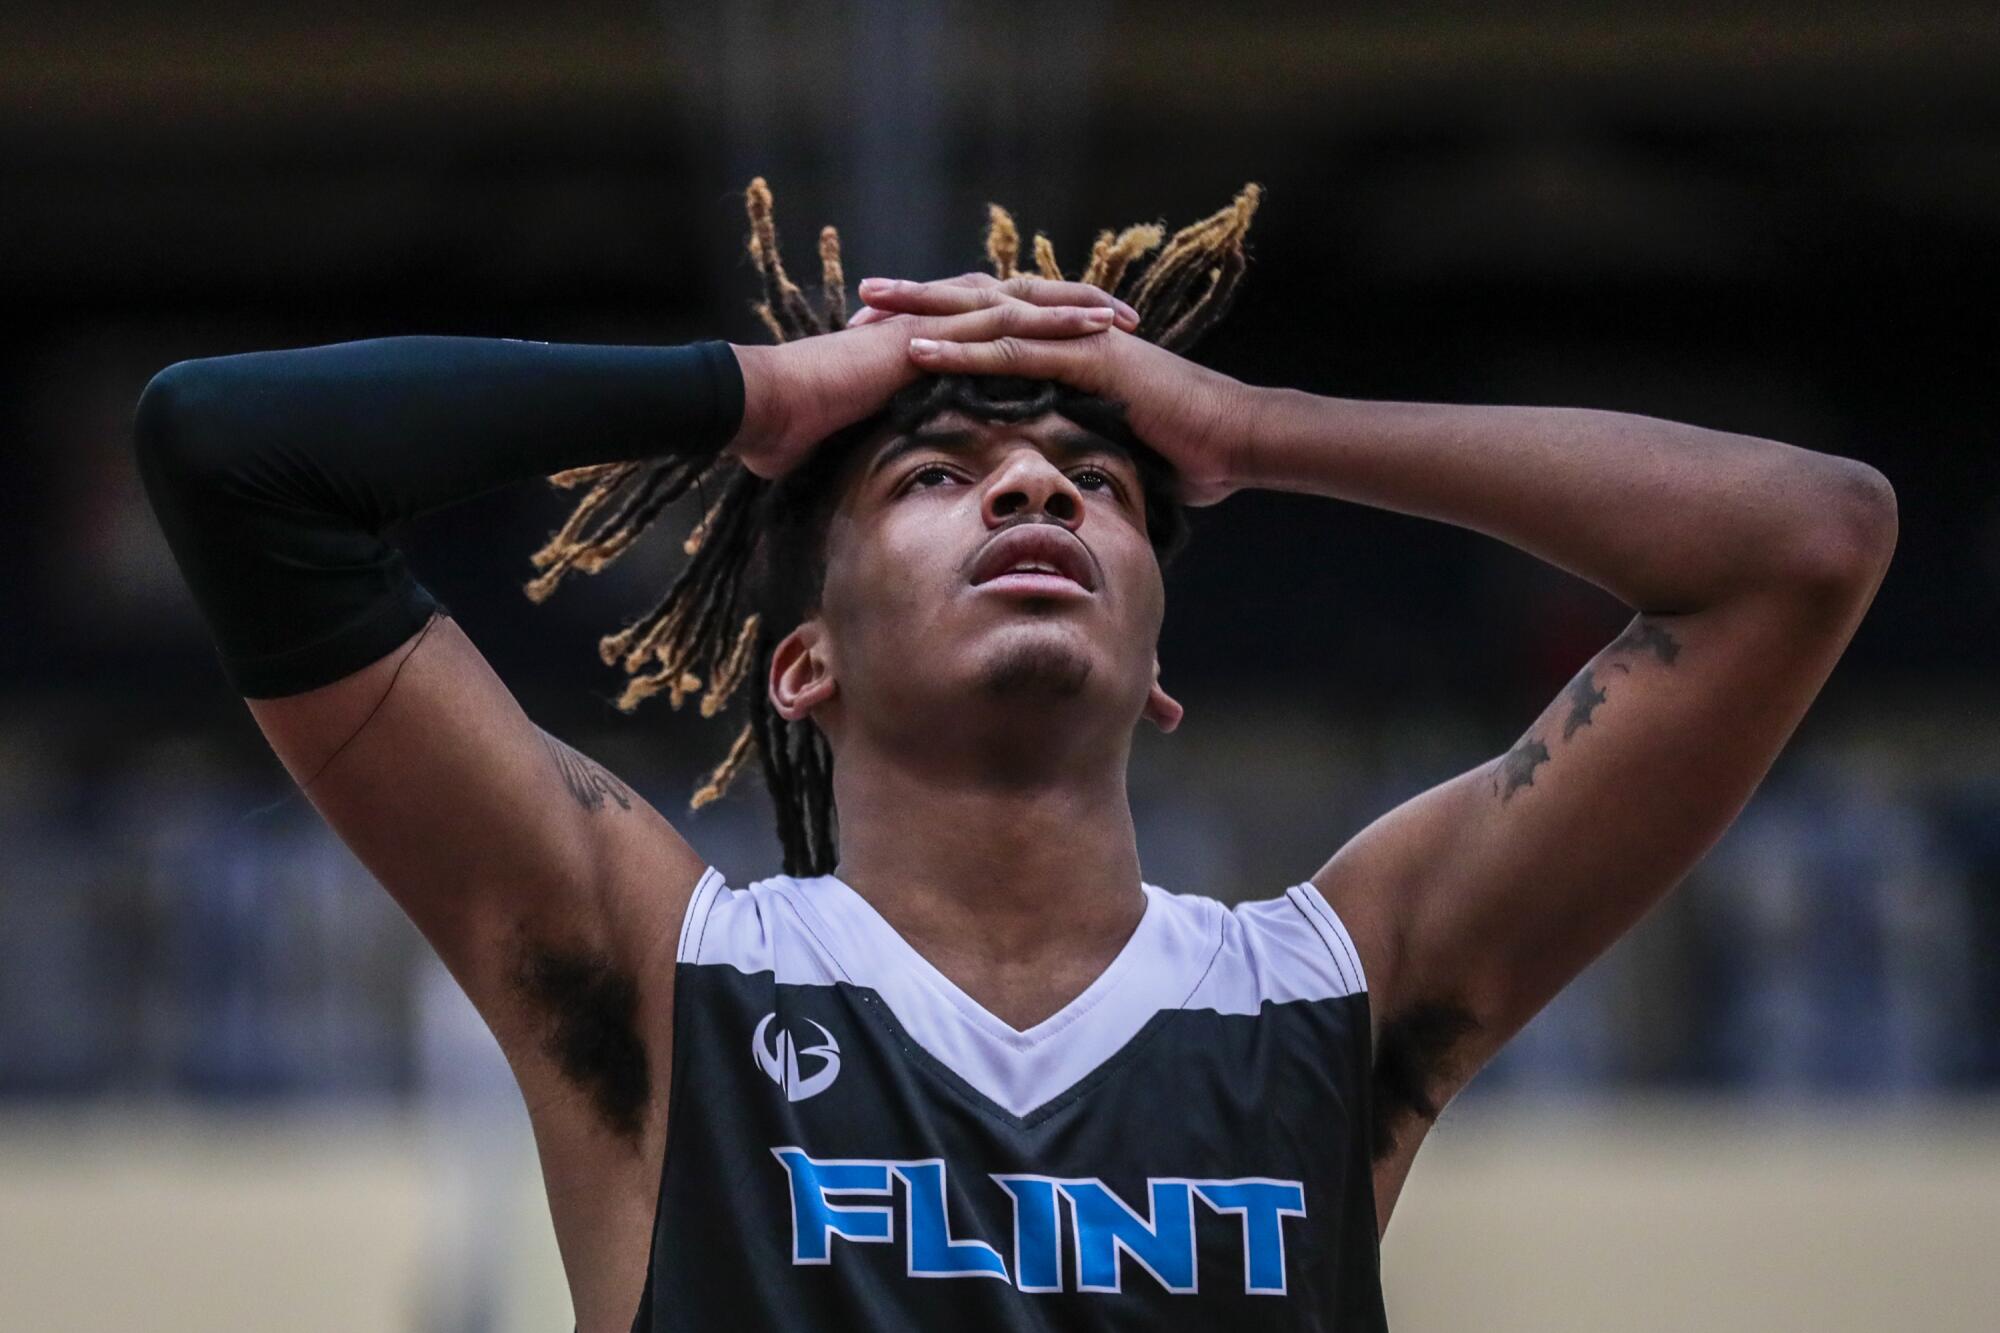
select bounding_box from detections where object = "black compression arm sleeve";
[131,335,745,698]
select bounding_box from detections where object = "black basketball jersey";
[629,867,1386,1331]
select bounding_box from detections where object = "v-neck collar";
[775,872,1223,1121]
[820,871,1160,1046]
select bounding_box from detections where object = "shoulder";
[1149,880,1369,1012]
[671,869,848,987]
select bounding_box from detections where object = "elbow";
[132,358,235,491]
[1775,457,1898,598]
[133,359,204,462]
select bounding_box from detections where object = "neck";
[828,733,1146,970]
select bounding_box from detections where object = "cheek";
[1125,562,1168,650]
[820,504,962,647]
[1103,523,1166,627]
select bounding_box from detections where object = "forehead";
[860,408,1128,471]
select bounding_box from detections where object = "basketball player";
[130,180,1895,1330]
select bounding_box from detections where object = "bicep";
[1319,588,1876,1189]
[245,610,706,1046]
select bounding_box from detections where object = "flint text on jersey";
[772,1148,1308,1295]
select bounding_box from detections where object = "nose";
[982,447,1083,530]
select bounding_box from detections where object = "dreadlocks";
[523,176,1262,876]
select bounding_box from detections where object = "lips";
[967,523,1098,593]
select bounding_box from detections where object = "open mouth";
[967,524,1098,596]
[978,569,1093,596]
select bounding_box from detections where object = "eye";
[1069,465,1119,494]
[903,462,960,492]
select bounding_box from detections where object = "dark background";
[3,1,1996,1104]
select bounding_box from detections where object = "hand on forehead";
[848,273,1140,331]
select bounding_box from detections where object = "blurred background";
[3,1,1998,1328]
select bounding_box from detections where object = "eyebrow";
[866,425,1131,479]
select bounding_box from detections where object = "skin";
[233,282,1146,1329]
[233,271,1895,1327]
[878,275,1899,1227]
[768,404,1185,1023]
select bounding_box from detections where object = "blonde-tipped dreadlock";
[986,182,1261,353]
[524,176,1261,875]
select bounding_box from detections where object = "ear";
[1143,656,1183,734]
[769,622,838,721]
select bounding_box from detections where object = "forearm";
[132,335,744,697]
[1235,386,1894,613]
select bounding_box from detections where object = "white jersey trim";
[1287,880,1368,996]
[675,865,729,966]
[677,868,1365,1119]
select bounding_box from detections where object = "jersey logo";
[752,1014,842,1102]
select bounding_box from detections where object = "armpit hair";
[1370,999,1481,1162]
[513,941,652,1144]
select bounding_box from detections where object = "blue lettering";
[1194,1179,1309,1294]
[1062,1179,1197,1293]
[895,1161,1009,1280]
[770,1147,894,1263]
[771,1151,1306,1296]
[990,1176,1063,1291]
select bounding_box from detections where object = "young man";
[131,183,1894,1330]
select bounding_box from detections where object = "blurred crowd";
[2,712,1994,1107]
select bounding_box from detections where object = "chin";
[970,625,1097,701]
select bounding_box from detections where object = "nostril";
[1046,492,1078,523]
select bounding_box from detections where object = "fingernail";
[1115,300,1139,321]
[909,337,941,355]
[1085,307,1115,323]
[859,276,888,291]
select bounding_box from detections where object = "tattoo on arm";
[1561,667,1607,739]
[1488,615,1683,804]
[1491,738,1550,801]
[1610,619,1681,665]
[541,732,635,814]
